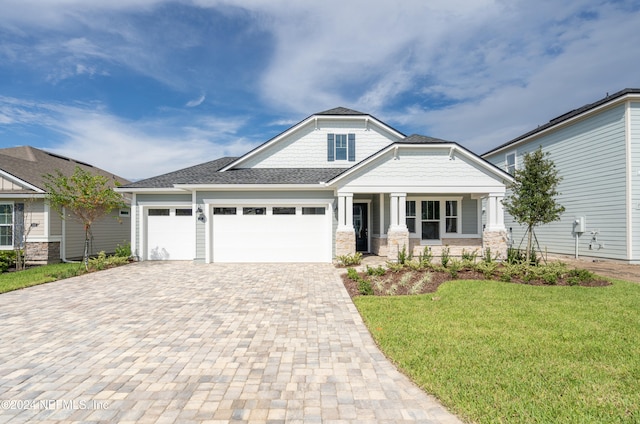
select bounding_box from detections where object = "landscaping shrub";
[358,278,374,295]
[417,246,433,267]
[0,250,16,273]
[115,242,132,258]
[397,245,410,265]
[461,248,478,262]
[336,252,363,266]
[440,246,450,268]
[447,258,463,279]
[568,268,595,283]
[366,265,386,276]
[346,267,359,281]
[88,251,130,271]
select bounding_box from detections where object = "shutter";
[14,203,24,249]
[348,133,356,161]
[327,134,335,162]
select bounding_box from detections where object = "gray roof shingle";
[122,156,348,188]
[315,107,368,116]
[0,146,129,193]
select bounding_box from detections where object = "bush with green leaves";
[358,278,374,295]
[346,267,359,281]
[568,268,595,283]
[115,242,132,258]
[336,252,363,266]
[0,250,17,273]
[461,249,478,262]
[448,258,463,279]
[476,261,498,280]
[88,251,130,271]
[397,245,411,265]
[417,246,433,267]
[440,246,450,268]
[366,265,386,276]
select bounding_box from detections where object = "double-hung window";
[406,198,461,243]
[327,133,356,162]
[0,204,13,248]
[506,152,516,174]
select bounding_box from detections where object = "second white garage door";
[211,205,331,262]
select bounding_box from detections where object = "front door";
[353,203,368,252]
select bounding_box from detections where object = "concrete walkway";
[0,262,462,423]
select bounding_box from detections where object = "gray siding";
[487,104,628,260]
[461,196,478,234]
[630,102,640,260]
[64,210,130,259]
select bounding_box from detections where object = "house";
[118,107,512,263]
[483,88,640,263]
[0,146,131,263]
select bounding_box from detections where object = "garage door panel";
[146,210,195,260]
[212,208,330,262]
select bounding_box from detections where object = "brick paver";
[0,262,462,423]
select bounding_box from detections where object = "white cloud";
[185,93,206,108]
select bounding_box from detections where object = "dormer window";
[327,133,356,162]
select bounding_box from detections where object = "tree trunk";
[84,226,90,270]
[526,224,534,265]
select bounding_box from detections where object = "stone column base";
[25,242,61,264]
[335,229,356,257]
[482,230,508,260]
[387,229,410,261]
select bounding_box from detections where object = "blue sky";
[1,0,639,180]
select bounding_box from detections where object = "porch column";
[483,194,508,259]
[387,192,409,261]
[336,193,356,257]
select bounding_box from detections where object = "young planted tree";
[502,147,565,264]
[44,166,126,269]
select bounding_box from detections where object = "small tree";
[44,166,126,269]
[502,147,565,264]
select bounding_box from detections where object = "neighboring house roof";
[483,88,640,156]
[0,146,130,193]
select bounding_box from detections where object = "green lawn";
[355,279,640,423]
[0,263,84,294]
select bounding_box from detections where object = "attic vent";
[549,109,579,124]
[46,152,71,161]
[45,152,94,168]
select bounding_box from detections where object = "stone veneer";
[482,230,508,260]
[386,229,409,261]
[25,242,61,264]
[335,229,356,257]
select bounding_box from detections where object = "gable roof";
[483,88,640,157]
[219,107,406,172]
[0,146,129,194]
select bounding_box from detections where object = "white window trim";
[406,197,463,245]
[506,151,517,174]
[0,201,14,250]
[329,133,355,163]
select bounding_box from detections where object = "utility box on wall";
[574,216,586,233]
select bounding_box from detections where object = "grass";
[354,279,640,423]
[0,263,84,294]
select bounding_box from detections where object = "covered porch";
[335,191,508,261]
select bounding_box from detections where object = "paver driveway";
[0,262,462,423]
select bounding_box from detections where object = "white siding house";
[120,108,513,263]
[483,88,640,263]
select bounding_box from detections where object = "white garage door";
[146,207,195,260]
[212,205,331,262]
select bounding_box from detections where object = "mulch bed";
[341,266,611,298]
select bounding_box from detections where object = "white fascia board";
[219,114,404,172]
[0,193,46,199]
[114,187,187,194]
[174,184,326,191]
[484,93,640,158]
[0,170,45,192]
[327,143,513,186]
[339,185,506,194]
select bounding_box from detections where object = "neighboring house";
[483,88,640,263]
[118,107,512,263]
[0,146,131,263]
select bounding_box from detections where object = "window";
[273,207,295,215]
[214,207,236,215]
[302,207,325,215]
[406,201,416,233]
[175,209,193,216]
[421,201,440,240]
[0,204,13,247]
[445,201,457,233]
[506,152,516,174]
[407,198,461,242]
[243,207,266,215]
[148,209,169,216]
[327,133,356,162]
